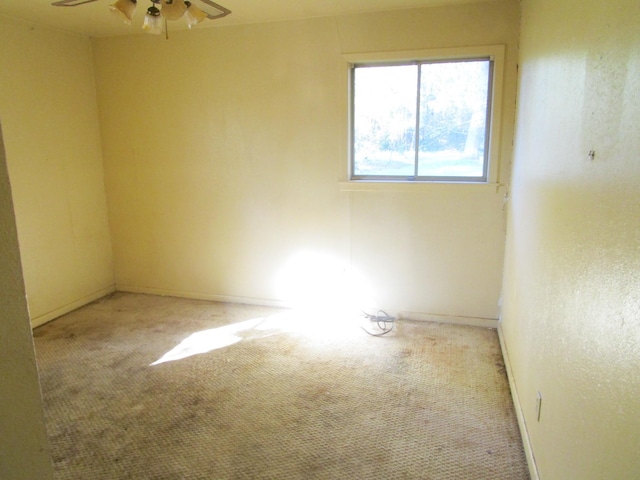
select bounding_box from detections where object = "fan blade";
[52,0,101,6]
[195,0,231,19]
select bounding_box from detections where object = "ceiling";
[0,0,491,38]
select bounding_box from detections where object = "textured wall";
[0,124,53,479]
[94,0,519,320]
[500,0,640,478]
[0,16,114,326]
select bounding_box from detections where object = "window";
[349,55,496,183]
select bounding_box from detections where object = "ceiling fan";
[51,0,231,34]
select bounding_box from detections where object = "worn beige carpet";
[33,292,529,480]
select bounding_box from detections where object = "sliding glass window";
[351,58,493,183]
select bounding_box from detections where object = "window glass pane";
[417,60,490,178]
[353,65,417,176]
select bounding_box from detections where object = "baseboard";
[117,285,499,329]
[398,311,498,329]
[497,324,540,480]
[115,284,289,309]
[30,285,116,328]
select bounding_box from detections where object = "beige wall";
[0,16,114,326]
[94,0,519,320]
[500,0,640,478]
[0,123,53,479]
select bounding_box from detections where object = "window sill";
[339,180,505,193]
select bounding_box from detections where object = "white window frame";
[340,45,505,191]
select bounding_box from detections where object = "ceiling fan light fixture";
[142,5,164,34]
[52,0,230,35]
[184,1,207,28]
[160,0,187,21]
[109,0,137,25]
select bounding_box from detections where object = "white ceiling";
[0,0,493,38]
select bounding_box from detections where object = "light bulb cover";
[160,0,187,21]
[184,1,207,28]
[109,0,137,25]
[142,6,164,34]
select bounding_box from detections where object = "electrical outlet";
[535,391,542,421]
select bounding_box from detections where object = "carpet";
[33,292,529,479]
